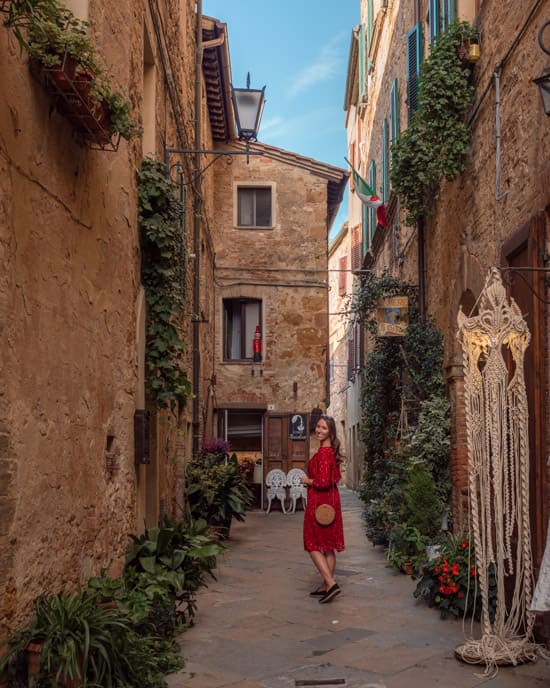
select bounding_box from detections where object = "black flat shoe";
[318,583,341,604]
[309,587,327,597]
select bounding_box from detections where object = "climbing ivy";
[391,21,478,225]
[137,158,191,408]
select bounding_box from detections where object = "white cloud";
[288,32,346,98]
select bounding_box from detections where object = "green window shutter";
[369,160,376,241]
[406,24,423,121]
[390,78,400,143]
[429,0,440,45]
[362,202,369,255]
[367,0,374,45]
[442,0,456,29]
[382,119,389,203]
[358,24,367,102]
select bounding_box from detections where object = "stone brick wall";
[211,151,335,416]
[0,0,199,633]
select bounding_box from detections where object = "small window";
[237,187,272,227]
[223,298,262,361]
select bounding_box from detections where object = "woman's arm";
[302,448,334,490]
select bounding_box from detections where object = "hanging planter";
[31,54,119,149]
[3,0,140,148]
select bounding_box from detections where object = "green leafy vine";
[137,158,191,408]
[390,21,478,225]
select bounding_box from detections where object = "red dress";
[303,446,345,553]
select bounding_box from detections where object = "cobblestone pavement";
[167,489,550,688]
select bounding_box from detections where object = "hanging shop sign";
[376,296,409,337]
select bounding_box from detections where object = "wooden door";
[502,212,548,579]
[263,413,309,509]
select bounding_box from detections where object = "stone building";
[0,0,206,631]
[345,0,550,636]
[0,0,347,633]
[205,140,347,507]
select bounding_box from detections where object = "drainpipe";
[192,0,203,456]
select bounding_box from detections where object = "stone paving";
[167,489,550,688]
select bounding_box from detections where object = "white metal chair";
[286,468,308,513]
[265,469,287,513]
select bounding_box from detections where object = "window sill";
[234,225,274,231]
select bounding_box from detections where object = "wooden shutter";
[382,119,389,203]
[362,202,369,255]
[351,224,362,271]
[390,79,400,144]
[369,161,376,241]
[358,24,367,103]
[338,256,347,295]
[442,0,456,29]
[367,0,374,44]
[429,0,440,45]
[406,24,423,121]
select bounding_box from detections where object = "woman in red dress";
[300,414,345,603]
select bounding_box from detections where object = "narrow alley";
[168,491,550,688]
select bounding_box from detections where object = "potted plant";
[0,591,136,687]
[386,522,426,575]
[414,533,498,620]
[3,0,139,144]
[185,444,254,538]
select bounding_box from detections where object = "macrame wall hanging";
[456,268,539,672]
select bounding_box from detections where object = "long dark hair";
[319,414,344,465]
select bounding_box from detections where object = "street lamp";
[164,72,266,173]
[232,72,266,144]
[533,20,550,116]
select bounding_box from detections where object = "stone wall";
[0,0,198,632]
[211,151,333,415]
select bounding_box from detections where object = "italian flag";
[347,161,388,228]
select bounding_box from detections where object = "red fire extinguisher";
[253,325,262,362]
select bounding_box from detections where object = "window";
[406,24,423,121]
[237,187,272,227]
[338,256,347,295]
[223,298,261,361]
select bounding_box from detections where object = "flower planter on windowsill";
[30,54,120,151]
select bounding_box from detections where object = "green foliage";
[0,590,181,688]
[403,464,442,537]
[3,0,139,140]
[386,523,426,573]
[185,451,254,537]
[138,158,191,408]
[414,534,497,620]
[405,395,451,505]
[124,518,225,626]
[390,21,478,224]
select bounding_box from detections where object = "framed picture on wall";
[289,413,307,440]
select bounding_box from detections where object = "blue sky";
[203,1,359,238]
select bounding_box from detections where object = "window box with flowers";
[414,534,497,620]
[3,0,140,149]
